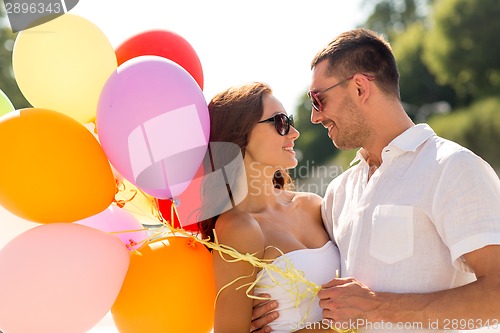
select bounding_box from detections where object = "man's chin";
[332,140,358,151]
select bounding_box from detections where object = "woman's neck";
[237,163,287,213]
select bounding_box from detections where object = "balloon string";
[113,180,162,222]
[113,180,138,208]
[111,189,356,333]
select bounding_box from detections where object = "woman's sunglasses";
[257,113,294,136]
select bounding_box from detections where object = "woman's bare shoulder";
[214,209,265,258]
[293,191,322,209]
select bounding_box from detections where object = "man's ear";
[354,75,371,103]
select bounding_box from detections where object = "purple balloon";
[97,56,210,199]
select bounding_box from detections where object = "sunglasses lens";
[308,92,321,111]
[275,114,287,135]
[312,97,321,111]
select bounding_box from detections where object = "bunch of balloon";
[96,31,216,332]
[0,108,127,333]
[115,29,204,90]
[0,15,127,332]
[12,14,117,124]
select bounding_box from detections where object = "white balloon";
[0,204,38,250]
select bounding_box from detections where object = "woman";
[199,82,340,333]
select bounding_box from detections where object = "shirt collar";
[388,123,435,152]
[350,123,435,166]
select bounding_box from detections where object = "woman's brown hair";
[198,82,293,243]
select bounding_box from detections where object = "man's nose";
[311,109,323,124]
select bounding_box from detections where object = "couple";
[200,28,500,333]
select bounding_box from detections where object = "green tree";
[428,97,500,170]
[392,22,457,117]
[362,0,429,39]
[423,0,500,103]
[0,6,30,109]
[361,0,457,119]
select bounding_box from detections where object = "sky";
[69,0,367,115]
[0,1,366,332]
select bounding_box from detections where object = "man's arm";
[318,245,500,330]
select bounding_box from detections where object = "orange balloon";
[111,236,215,333]
[0,108,116,223]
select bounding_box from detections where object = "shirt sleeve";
[431,149,500,272]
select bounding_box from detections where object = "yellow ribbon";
[113,185,356,333]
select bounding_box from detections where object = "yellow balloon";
[0,108,116,223]
[12,14,117,123]
[112,236,215,333]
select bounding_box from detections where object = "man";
[251,28,500,332]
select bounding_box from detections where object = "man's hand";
[318,278,381,329]
[249,293,279,333]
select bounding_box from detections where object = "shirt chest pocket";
[369,205,414,264]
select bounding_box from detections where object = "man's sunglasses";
[307,74,375,112]
[257,113,294,136]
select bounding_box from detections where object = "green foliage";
[0,6,30,109]
[362,0,428,39]
[328,149,358,174]
[423,0,500,102]
[392,22,457,114]
[361,0,457,116]
[428,97,500,169]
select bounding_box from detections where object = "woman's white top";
[254,241,340,332]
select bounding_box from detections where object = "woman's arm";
[212,211,266,333]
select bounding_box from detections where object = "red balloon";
[115,30,204,90]
[158,199,200,232]
[158,198,181,228]
[158,163,204,233]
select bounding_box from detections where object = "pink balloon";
[76,205,148,250]
[0,223,130,333]
[96,56,210,199]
